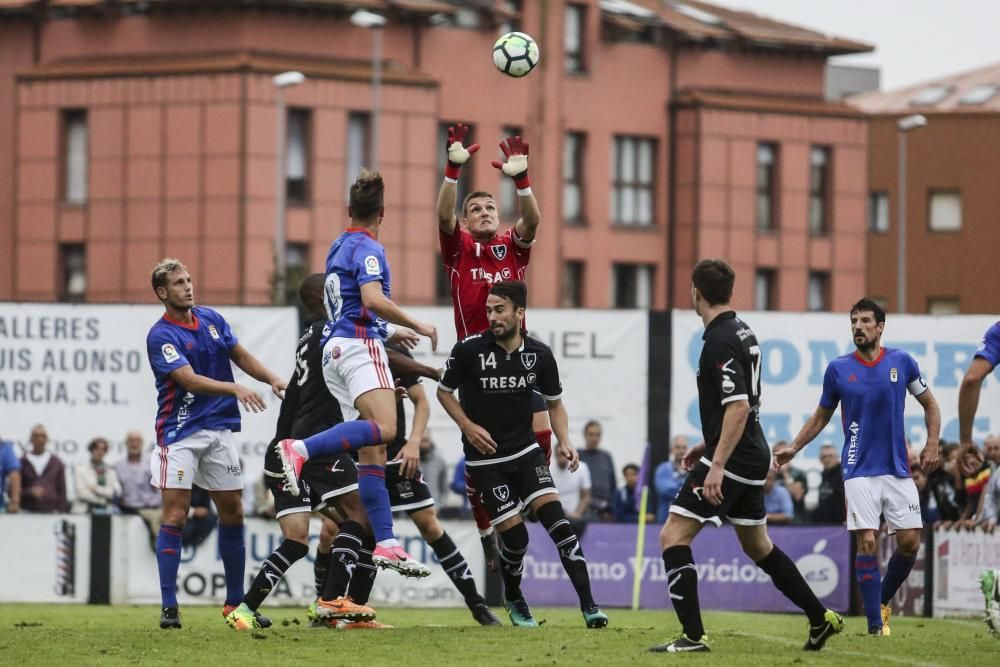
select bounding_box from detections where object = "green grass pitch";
[0,605,993,666]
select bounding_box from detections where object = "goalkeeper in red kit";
[436,123,553,569]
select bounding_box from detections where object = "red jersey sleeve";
[439,225,468,268]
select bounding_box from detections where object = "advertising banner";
[0,514,91,603]
[0,303,297,483]
[521,523,850,612]
[114,516,484,608]
[671,310,1000,462]
[933,527,1000,617]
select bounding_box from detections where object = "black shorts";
[264,453,359,518]
[466,446,556,526]
[669,462,766,527]
[385,462,435,513]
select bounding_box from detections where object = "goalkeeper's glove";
[444,123,479,181]
[491,135,530,192]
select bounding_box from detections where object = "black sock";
[430,531,485,608]
[323,520,364,600]
[243,539,309,611]
[498,521,529,602]
[536,502,596,610]
[347,532,378,604]
[756,545,826,626]
[662,545,705,641]
[313,547,331,598]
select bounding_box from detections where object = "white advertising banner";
[933,527,1000,617]
[671,310,1000,462]
[114,516,485,608]
[0,303,297,483]
[0,514,91,603]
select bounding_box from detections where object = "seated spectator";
[183,484,218,548]
[763,467,793,524]
[923,442,963,526]
[613,463,654,524]
[774,440,808,523]
[578,420,616,521]
[973,436,1000,531]
[115,431,162,546]
[812,444,846,524]
[654,435,689,522]
[72,437,121,514]
[0,436,22,513]
[551,446,591,521]
[20,424,69,513]
[960,437,995,525]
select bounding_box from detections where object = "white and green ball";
[492,31,540,78]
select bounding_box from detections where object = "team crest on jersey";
[490,244,508,261]
[890,368,898,383]
[161,343,180,363]
[493,485,510,502]
[521,352,537,369]
[208,324,220,340]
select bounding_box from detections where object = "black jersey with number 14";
[697,311,770,482]
[439,332,561,463]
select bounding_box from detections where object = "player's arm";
[707,400,750,469]
[168,364,267,413]
[437,388,496,455]
[395,383,430,479]
[229,343,286,399]
[437,123,479,235]
[959,357,992,449]
[359,281,438,351]
[774,405,836,467]
[6,470,21,513]
[546,399,579,472]
[386,348,441,381]
[490,135,539,243]
[914,387,941,472]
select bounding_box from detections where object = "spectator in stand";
[253,472,276,519]
[774,440,808,523]
[551,445,591,522]
[654,435,689,523]
[72,437,121,514]
[418,431,450,502]
[183,484,218,548]
[921,442,963,526]
[613,463,654,524]
[812,444,846,524]
[973,437,1000,531]
[577,420,616,521]
[0,436,22,513]
[115,431,162,543]
[763,467,793,524]
[959,436,995,526]
[20,424,69,513]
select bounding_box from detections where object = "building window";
[498,0,522,34]
[286,108,311,205]
[435,255,452,306]
[756,143,777,232]
[928,191,962,232]
[611,136,655,226]
[499,125,522,219]
[282,242,310,306]
[562,261,584,307]
[869,191,889,233]
[62,110,88,204]
[611,263,653,308]
[807,272,830,312]
[808,146,831,235]
[563,132,586,225]
[564,3,586,73]
[60,243,86,302]
[754,269,776,311]
[927,297,960,315]
[346,112,371,195]
[439,122,475,219]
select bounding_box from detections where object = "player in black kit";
[649,259,844,654]
[437,281,608,629]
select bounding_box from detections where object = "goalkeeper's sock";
[156,524,183,608]
[856,554,883,631]
[244,539,309,611]
[881,550,916,605]
[217,523,246,607]
[301,420,382,458]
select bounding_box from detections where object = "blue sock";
[303,420,382,458]
[156,524,183,608]
[217,523,246,607]
[881,550,916,605]
[855,554,882,630]
[358,465,394,543]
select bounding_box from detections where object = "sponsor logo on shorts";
[162,343,180,363]
[177,468,185,482]
[535,466,553,484]
[493,485,510,502]
[691,485,705,502]
[208,325,220,340]
[227,464,242,476]
[498,501,516,511]
[908,504,920,513]
[397,481,414,499]
[521,353,536,369]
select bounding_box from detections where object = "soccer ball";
[492,31,539,78]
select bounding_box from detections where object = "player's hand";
[491,136,529,180]
[234,384,267,412]
[446,123,479,166]
[6,499,19,513]
[558,441,580,472]
[704,464,725,506]
[415,322,438,352]
[393,440,421,479]
[959,441,984,476]
[388,325,420,350]
[919,443,940,473]
[270,377,287,400]
[394,379,409,401]
[462,422,497,456]
[772,445,797,471]
[681,442,705,472]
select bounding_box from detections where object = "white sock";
[291,440,309,458]
[478,526,494,538]
[377,538,401,549]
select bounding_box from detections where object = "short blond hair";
[151,258,188,293]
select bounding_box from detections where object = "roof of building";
[849,61,1000,114]
[674,88,867,118]
[0,0,456,17]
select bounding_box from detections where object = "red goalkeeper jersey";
[439,225,532,338]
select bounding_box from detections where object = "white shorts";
[322,336,393,421]
[845,475,922,533]
[150,429,243,491]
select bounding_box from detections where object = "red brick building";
[0,0,870,310]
